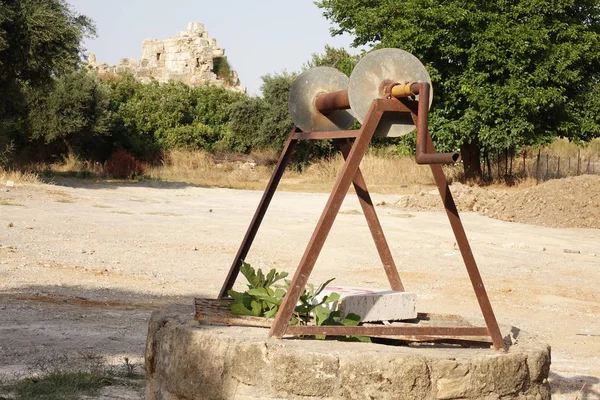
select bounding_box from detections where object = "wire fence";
[481,149,600,183]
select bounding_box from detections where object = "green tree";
[258,72,297,149]
[305,45,361,76]
[0,0,95,153]
[228,72,296,151]
[190,85,244,130]
[228,71,335,165]
[318,0,600,178]
[111,79,243,156]
[28,70,110,157]
[117,80,194,155]
[227,96,268,152]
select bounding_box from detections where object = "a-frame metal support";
[217,98,505,351]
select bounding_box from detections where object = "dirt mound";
[385,175,600,229]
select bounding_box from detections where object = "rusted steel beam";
[423,134,505,350]
[218,129,298,299]
[411,83,461,164]
[314,89,351,114]
[338,138,404,291]
[269,103,385,338]
[285,325,489,337]
[292,130,359,140]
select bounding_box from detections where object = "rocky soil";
[388,175,600,229]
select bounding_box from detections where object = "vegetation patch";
[0,362,144,400]
[228,262,370,342]
[0,200,24,206]
[144,212,183,217]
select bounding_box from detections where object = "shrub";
[106,149,144,179]
[156,123,217,151]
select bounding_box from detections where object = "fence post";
[557,156,561,177]
[546,153,549,179]
[497,149,501,180]
[577,150,581,176]
[587,159,591,174]
[505,148,509,179]
[522,150,526,175]
[568,157,571,174]
[536,149,541,184]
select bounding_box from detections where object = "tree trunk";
[460,142,482,180]
[63,138,74,156]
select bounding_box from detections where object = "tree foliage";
[317,0,600,177]
[305,45,361,77]
[28,70,110,156]
[228,70,336,165]
[111,79,243,156]
[0,0,95,150]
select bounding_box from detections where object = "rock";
[5,180,14,187]
[7,223,13,228]
[338,291,417,322]
[87,23,245,93]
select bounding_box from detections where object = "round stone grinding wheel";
[348,48,433,137]
[288,67,355,132]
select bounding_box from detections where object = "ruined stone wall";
[87,22,245,93]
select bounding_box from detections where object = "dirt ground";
[0,178,599,399]
[390,175,600,229]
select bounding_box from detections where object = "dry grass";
[146,150,277,190]
[297,152,441,193]
[0,169,41,184]
[146,149,485,193]
[11,138,599,193]
[544,138,600,158]
[146,149,445,193]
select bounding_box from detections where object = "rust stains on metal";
[217,69,505,350]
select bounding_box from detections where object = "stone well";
[145,308,551,400]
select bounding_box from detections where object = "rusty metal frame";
[217,96,505,351]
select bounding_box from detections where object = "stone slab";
[316,286,417,322]
[145,307,551,400]
[339,291,417,322]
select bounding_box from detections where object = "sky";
[68,0,365,96]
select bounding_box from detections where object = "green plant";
[2,370,114,400]
[227,262,288,318]
[122,357,136,378]
[228,262,370,342]
[291,278,338,325]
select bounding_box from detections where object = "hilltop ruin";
[87,22,245,92]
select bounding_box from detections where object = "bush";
[105,149,144,179]
[156,123,217,151]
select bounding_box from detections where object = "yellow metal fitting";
[391,83,415,98]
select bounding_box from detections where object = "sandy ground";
[0,179,599,399]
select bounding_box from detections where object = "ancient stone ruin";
[87,22,245,92]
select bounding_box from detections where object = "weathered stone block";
[339,291,417,322]
[270,349,339,397]
[338,353,430,399]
